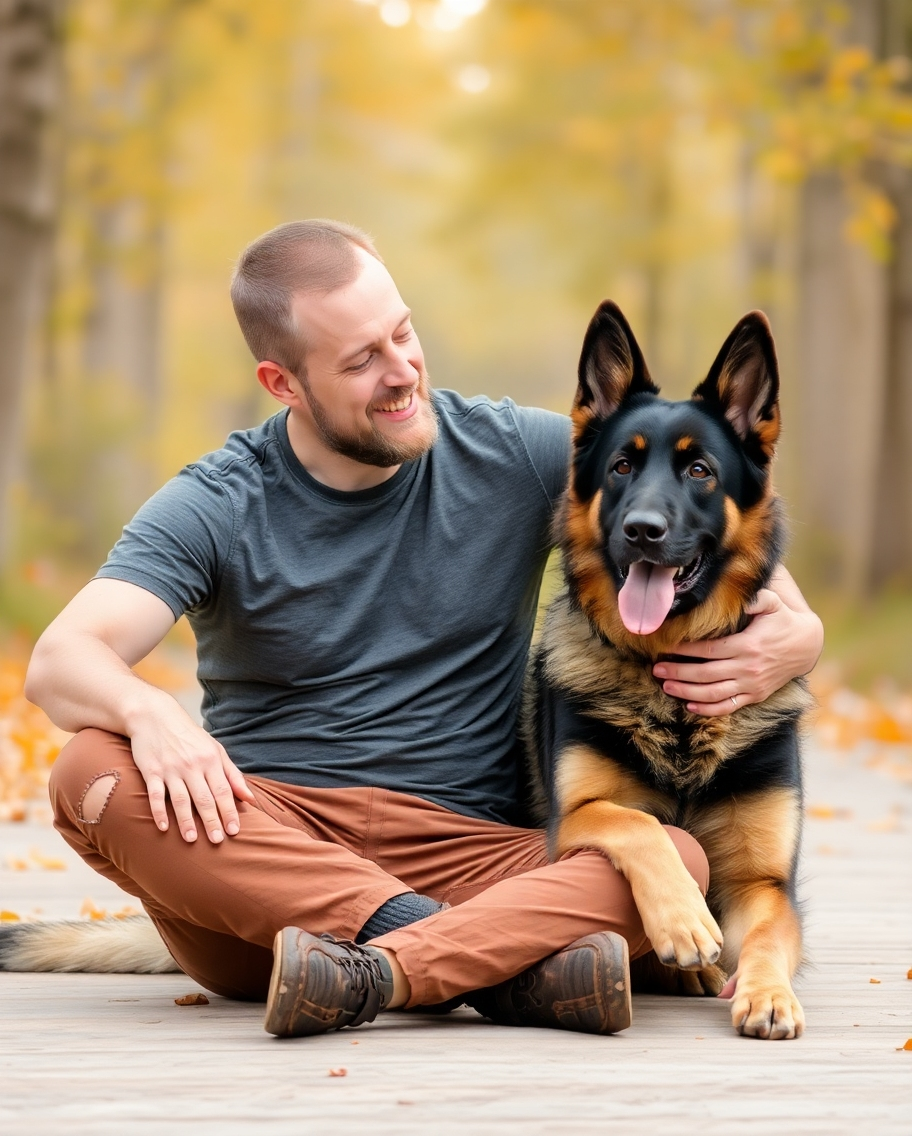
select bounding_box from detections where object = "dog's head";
[561,301,784,656]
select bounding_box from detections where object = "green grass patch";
[813,588,912,693]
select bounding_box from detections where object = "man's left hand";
[652,569,824,717]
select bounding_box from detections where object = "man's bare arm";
[652,566,824,717]
[25,579,256,842]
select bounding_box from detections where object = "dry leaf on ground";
[28,847,66,870]
[328,1068,348,1077]
[806,805,853,820]
[174,993,209,1006]
[78,899,139,921]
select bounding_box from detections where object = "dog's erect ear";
[576,301,659,421]
[692,311,780,463]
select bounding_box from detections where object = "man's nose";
[384,343,420,383]
[622,510,668,547]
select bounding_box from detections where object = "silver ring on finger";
[730,695,738,707]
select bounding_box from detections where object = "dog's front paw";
[730,981,804,1039]
[642,895,723,971]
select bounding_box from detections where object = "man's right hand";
[130,695,257,843]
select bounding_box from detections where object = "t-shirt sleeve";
[94,466,236,619]
[509,403,572,506]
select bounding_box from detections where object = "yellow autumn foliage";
[0,653,69,817]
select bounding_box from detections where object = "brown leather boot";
[466,932,632,1035]
[264,927,395,1038]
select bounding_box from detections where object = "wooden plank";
[1,737,910,1135]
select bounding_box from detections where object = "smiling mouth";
[374,391,414,414]
[619,554,704,593]
[617,554,705,635]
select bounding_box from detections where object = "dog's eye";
[613,459,632,475]
[689,462,711,479]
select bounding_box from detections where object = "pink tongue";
[618,562,678,635]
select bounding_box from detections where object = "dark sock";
[355,892,445,944]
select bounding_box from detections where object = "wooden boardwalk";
[1,737,910,1135]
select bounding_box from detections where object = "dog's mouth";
[617,554,705,636]
[671,554,704,593]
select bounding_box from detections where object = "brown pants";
[49,729,709,1008]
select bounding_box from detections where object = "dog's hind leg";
[630,950,726,996]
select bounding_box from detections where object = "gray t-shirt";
[97,389,571,823]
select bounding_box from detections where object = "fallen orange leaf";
[806,805,852,820]
[0,910,21,922]
[870,978,881,984]
[902,1039,912,1051]
[328,1068,348,1077]
[29,848,66,870]
[867,818,902,833]
[907,968,912,980]
[174,992,209,1006]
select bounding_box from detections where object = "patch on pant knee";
[77,770,121,825]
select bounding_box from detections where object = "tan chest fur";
[529,593,813,797]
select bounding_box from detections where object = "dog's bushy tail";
[0,914,179,973]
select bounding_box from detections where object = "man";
[25,220,823,1037]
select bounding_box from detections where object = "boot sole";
[601,931,632,1033]
[263,927,300,1037]
[543,930,632,1034]
[551,930,632,1034]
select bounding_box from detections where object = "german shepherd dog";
[524,301,812,1040]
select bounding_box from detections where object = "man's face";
[289,251,437,468]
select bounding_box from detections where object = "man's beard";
[299,373,439,468]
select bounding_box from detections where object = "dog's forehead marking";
[616,401,733,456]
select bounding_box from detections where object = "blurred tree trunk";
[794,0,912,597]
[75,14,174,556]
[795,176,889,594]
[0,0,61,569]
[871,159,912,588]
[83,210,164,413]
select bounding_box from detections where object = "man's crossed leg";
[50,729,709,1034]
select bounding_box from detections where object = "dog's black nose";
[623,511,668,545]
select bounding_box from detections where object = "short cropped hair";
[230,219,383,376]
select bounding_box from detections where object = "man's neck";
[285,411,401,493]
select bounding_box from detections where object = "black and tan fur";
[524,301,812,1040]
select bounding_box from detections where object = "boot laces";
[319,935,382,992]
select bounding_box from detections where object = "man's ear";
[691,311,780,464]
[575,301,659,421]
[257,361,304,408]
